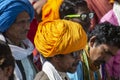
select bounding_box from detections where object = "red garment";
[27,18,38,45]
[28,19,42,71]
[33,48,42,71]
[86,0,113,29]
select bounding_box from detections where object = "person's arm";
[33,0,47,22]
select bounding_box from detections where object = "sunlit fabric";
[42,0,63,21]
[0,0,34,32]
[34,20,87,57]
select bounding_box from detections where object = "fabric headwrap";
[109,0,115,3]
[41,0,63,21]
[34,20,87,57]
[0,0,34,32]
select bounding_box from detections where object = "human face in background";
[89,42,119,68]
[56,50,83,73]
[71,6,93,32]
[5,11,30,44]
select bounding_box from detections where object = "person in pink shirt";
[100,10,118,26]
[100,0,120,79]
[86,0,113,30]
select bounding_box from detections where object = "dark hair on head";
[0,40,15,80]
[74,0,87,7]
[59,0,88,19]
[59,0,76,19]
[0,40,15,69]
[88,22,120,48]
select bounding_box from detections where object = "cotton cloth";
[0,0,34,32]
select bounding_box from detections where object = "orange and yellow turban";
[34,20,87,57]
[42,0,63,21]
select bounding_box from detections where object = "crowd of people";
[0,0,120,80]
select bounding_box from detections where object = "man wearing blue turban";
[0,0,34,32]
[0,0,37,80]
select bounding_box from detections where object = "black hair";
[0,40,15,80]
[59,0,88,19]
[88,22,120,48]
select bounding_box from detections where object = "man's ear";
[89,36,96,48]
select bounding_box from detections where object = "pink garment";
[106,51,120,78]
[86,0,112,30]
[113,51,120,78]
[100,9,119,26]
[100,9,120,78]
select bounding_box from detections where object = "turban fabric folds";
[42,0,63,21]
[34,20,87,57]
[0,0,34,32]
[34,0,87,57]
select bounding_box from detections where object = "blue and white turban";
[0,0,34,32]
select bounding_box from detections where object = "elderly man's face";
[5,11,30,44]
[56,50,83,73]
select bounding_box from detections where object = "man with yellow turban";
[34,19,87,80]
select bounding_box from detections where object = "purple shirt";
[100,9,119,26]
[100,9,120,78]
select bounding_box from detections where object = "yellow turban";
[34,20,87,57]
[42,0,63,21]
[109,0,115,3]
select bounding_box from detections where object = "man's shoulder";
[34,71,49,80]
